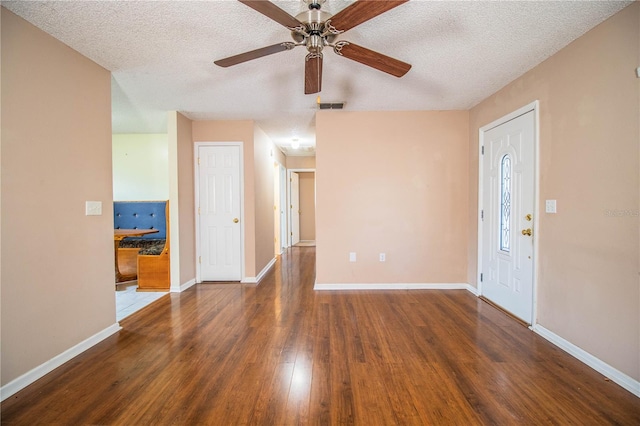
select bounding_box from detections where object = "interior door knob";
[233,218,239,223]
[521,228,532,236]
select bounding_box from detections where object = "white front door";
[290,172,300,246]
[198,144,242,281]
[481,110,535,323]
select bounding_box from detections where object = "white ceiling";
[3,0,631,156]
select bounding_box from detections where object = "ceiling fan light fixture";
[291,138,300,149]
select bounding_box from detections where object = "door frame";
[287,168,315,247]
[278,163,287,254]
[477,101,540,327]
[194,141,245,283]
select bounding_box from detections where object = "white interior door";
[481,110,535,323]
[198,145,242,281]
[290,172,300,246]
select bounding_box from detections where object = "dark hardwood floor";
[2,247,639,424]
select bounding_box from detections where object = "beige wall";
[191,121,281,278]
[316,111,469,284]
[192,120,256,276]
[468,3,639,380]
[253,126,278,273]
[168,112,196,288]
[298,172,316,240]
[1,9,115,385]
[112,133,169,201]
[286,156,316,169]
[192,120,274,278]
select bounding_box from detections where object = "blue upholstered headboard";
[113,201,167,239]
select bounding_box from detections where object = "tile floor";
[115,282,168,321]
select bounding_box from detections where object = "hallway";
[2,246,638,424]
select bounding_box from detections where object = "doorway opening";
[112,133,170,319]
[288,169,315,247]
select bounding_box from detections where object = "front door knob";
[233,218,239,223]
[521,228,532,236]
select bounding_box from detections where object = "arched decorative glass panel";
[500,154,511,252]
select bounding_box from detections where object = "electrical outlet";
[379,253,386,262]
[349,252,356,262]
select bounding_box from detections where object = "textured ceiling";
[2,0,632,156]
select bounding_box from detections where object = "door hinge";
[290,204,293,209]
[481,146,484,155]
[199,256,202,264]
[291,232,293,236]
[198,157,200,165]
[198,207,201,215]
[481,210,484,220]
[480,273,483,282]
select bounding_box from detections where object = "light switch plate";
[349,252,356,262]
[545,200,557,214]
[86,201,102,216]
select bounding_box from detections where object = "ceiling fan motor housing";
[293,5,336,53]
[295,8,330,28]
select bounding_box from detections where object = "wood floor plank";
[2,246,639,425]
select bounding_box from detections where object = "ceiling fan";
[214,0,411,94]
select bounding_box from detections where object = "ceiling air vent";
[318,102,345,110]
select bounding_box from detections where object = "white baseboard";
[314,282,474,291]
[0,323,122,402]
[532,324,640,397]
[465,284,479,296]
[171,278,196,293]
[241,257,276,284]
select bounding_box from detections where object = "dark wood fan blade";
[239,0,303,29]
[214,43,295,67]
[334,42,411,77]
[328,0,408,33]
[304,54,323,94]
